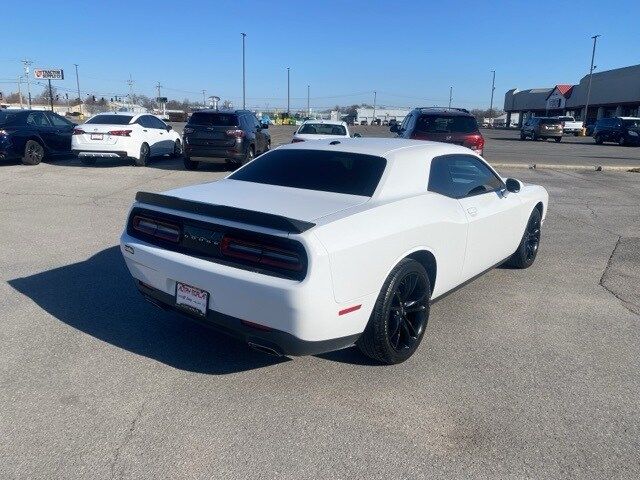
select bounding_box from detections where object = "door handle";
[467,207,478,216]
[143,129,148,132]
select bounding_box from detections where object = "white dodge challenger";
[120,138,548,364]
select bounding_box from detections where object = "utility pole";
[156,81,164,116]
[202,90,206,107]
[17,76,23,109]
[449,86,453,108]
[22,59,33,108]
[583,34,601,131]
[373,90,377,124]
[74,64,82,116]
[47,79,54,111]
[307,84,310,118]
[241,33,246,109]
[287,67,290,115]
[489,70,496,119]
[127,74,134,110]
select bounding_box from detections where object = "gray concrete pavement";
[1,159,639,479]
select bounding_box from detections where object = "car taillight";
[73,128,85,135]
[464,134,484,152]
[132,215,180,243]
[109,130,132,137]
[291,138,305,143]
[220,235,302,271]
[183,127,194,134]
[226,129,245,138]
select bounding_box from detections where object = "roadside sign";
[156,97,168,103]
[34,68,64,80]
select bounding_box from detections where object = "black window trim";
[428,154,506,200]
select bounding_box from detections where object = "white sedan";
[120,138,548,364]
[72,112,182,166]
[292,120,360,143]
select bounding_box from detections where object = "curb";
[490,163,640,172]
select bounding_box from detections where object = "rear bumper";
[137,280,359,356]
[184,145,245,161]
[73,149,129,158]
[119,231,374,355]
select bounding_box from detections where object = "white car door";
[149,116,173,154]
[429,154,523,281]
[137,116,160,155]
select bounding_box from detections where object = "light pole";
[307,84,310,118]
[489,70,495,119]
[74,64,82,116]
[448,86,453,108]
[373,90,377,124]
[17,76,23,109]
[22,59,32,108]
[202,90,206,107]
[287,67,290,115]
[583,34,601,131]
[241,33,246,109]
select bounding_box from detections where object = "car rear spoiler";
[135,191,316,234]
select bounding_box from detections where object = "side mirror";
[505,178,522,193]
[166,125,172,131]
[353,133,362,138]
[390,124,398,133]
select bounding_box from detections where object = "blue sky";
[1,0,639,110]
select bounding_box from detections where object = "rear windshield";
[298,123,347,136]
[189,112,238,126]
[86,114,133,125]
[623,119,640,129]
[0,111,22,125]
[539,118,561,125]
[415,115,478,134]
[229,149,386,197]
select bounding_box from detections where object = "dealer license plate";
[175,282,209,317]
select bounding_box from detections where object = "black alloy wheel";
[135,143,150,166]
[505,208,542,269]
[357,258,431,364]
[22,140,44,165]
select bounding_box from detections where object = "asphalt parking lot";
[1,131,639,478]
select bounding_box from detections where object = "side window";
[399,113,412,132]
[429,155,503,199]
[149,116,167,129]
[26,111,51,127]
[252,115,261,129]
[46,112,72,127]
[137,116,151,128]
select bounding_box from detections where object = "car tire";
[505,208,542,269]
[135,143,150,166]
[531,132,538,141]
[357,258,431,365]
[594,135,603,145]
[555,137,562,143]
[22,139,44,165]
[183,156,199,170]
[618,136,626,146]
[519,132,526,140]
[242,145,255,165]
[80,157,96,166]
[171,140,182,158]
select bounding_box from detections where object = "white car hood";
[161,178,369,222]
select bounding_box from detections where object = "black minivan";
[182,109,270,170]
[592,117,640,146]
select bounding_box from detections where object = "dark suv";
[520,117,563,142]
[391,107,485,155]
[593,117,640,146]
[182,109,270,170]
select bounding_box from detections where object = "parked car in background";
[391,107,485,155]
[120,138,548,364]
[520,117,563,142]
[291,120,360,143]
[182,109,270,170]
[0,109,75,165]
[553,116,583,136]
[72,112,182,166]
[593,117,640,146]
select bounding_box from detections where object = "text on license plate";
[175,282,209,317]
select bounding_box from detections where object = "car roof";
[195,109,250,114]
[414,107,472,117]
[301,119,347,126]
